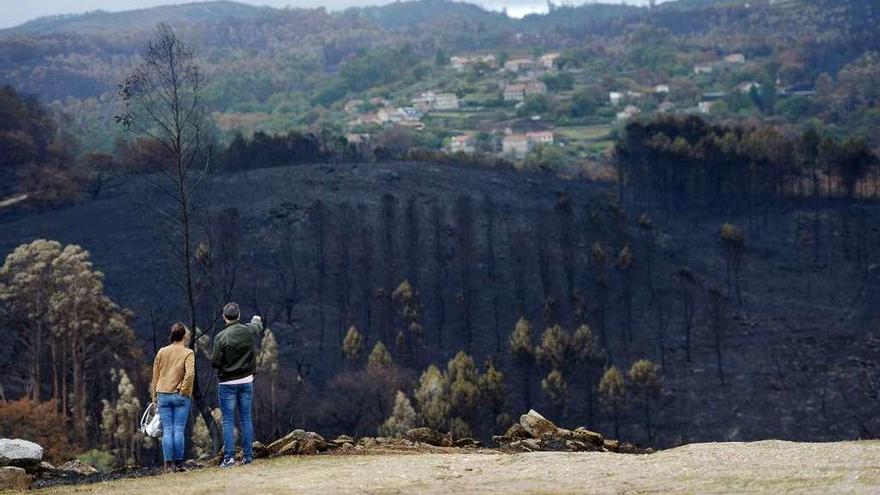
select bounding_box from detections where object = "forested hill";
[0,0,877,154]
[2,1,270,36]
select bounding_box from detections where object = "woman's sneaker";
[219,458,237,469]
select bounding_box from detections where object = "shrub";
[0,399,78,463]
[77,449,116,473]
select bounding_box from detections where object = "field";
[35,441,880,494]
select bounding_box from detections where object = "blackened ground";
[2,161,879,447]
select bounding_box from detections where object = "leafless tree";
[116,23,217,448]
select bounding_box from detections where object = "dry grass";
[31,440,880,495]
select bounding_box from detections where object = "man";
[211,302,263,467]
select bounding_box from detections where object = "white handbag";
[140,402,163,438]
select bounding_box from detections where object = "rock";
[617,442,647,454]
[300,439,318,455]
[520,439,542,451]
[565,440,588,452]
[540,438,569,452]
[267,430,327,454]
[492,435,513,446]
[252,441,268,459]
[358,437,377,448]
[453,438,481,448]
[274,440,300,456]
[0,439,44,469]
[504,423,531,439]
[332,435,354,445]
[570,427,604,447]
[38,461,56,472]
[58,459,98,475]
[404,427,446,447]
[0,466,32,491]
[604,439,619,452]
[519,410,559,440]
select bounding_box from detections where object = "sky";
[0,0,654,29]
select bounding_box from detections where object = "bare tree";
[116,23,217,448]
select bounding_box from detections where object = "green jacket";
[210,319,263,382]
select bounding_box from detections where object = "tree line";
[616,115,880,208]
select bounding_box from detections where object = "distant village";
[341,48,815,164]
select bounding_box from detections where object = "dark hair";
[169,322,187,343]
[223,302,240,321]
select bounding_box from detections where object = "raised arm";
[249,315,264,340]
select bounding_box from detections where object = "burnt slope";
[1,161,878,446]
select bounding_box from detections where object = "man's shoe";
[242,457,253,465]
[219,458,237,469]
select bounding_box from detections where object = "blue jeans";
[157,393,191,461]
[218,382,254,462]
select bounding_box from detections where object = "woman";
[150,322,195,472]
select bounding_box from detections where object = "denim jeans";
[156,393,191,462]
[218,382,254,462]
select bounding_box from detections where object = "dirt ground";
[34,440,880,494]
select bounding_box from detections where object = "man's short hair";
[223,302,241,321]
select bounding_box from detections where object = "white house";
[346,133,370,145]
[653,84,670,94]
[694,64,714,75]
[502,134,531,157]
[724,53,746,64]
[504,83,527,102]
[735,81,761,94]
[449,54,497,71]
[609,91,623,106]
[344,99,364,114]
[527,130,554,145]
[504,81,547,101]
[616,105,640,122]
[698,101,715,114]
[447,134,476,153]
[504,58,535,72]
[434,93,459,110]
[450,56,471,71]
[412,92,459,111]
[502,130,554,158]
[539,52,561,69]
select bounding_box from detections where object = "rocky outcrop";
[493,410,647,454]
[58,459,98,475]
[0,466,32,491]
[331,435,355,449]
[404,427,451,447]
[267,430,332,457]
[252,441,268,459]
[0,439,44,471]
[519,410,559,439]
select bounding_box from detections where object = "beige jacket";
[150,343,195,401]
